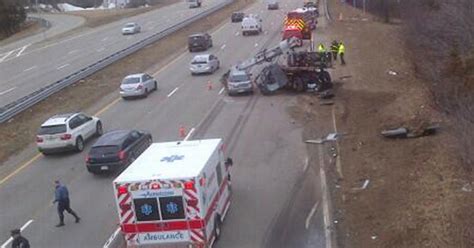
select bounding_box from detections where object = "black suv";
[86,129,152,174]
[231,12,244,22]
[188,33,213,52]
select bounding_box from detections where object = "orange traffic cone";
[207,81,213,90]
[179,125,186,138]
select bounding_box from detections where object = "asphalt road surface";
[0,0,223,107]
[0,0,331,247]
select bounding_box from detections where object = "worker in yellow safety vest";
[338,41,346,65]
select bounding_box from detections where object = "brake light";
[151,183,161,190]
[36,136,43,143]
[136,84,144,90]
[184,181,195,190]
[118,150,127,160]
[60,133,72,140]
[118,186,128,195]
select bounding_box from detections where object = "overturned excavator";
[222,37,332,95]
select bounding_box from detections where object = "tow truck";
[221,37,332,95]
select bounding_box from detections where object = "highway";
[0,0,330,247]
[0,0,223,107]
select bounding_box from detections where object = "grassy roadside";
[292,0,474,247]
[0,0,255,165]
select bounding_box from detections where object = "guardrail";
[0,0,233,123]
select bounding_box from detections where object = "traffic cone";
[179,125,186,138]
[207,81,213,90]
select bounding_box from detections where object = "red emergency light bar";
[184,181,195,190]
[118,185,128,195]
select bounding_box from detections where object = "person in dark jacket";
[330,40,339,62]
[10,229,29,248]
[53,180,80,227]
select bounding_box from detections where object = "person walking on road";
[318,43,327,63]
[338,41,346,65]
[330,40,339,62]
[53,180,80,227]
[10,229,30,248]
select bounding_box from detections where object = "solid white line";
[24,66,37,72]
[305,201,319,229]
[303,157,309,171]
[103,227,121,248]
[1,219,34,248]
[220,44,226,50]
[319,146,333,248]
[0,87,16,96]
[0,50,14,63]
[167,87,179,97]
[218,87,225,95]
[56,64,69,70]
[16,44,30,57]
[183,128,195,141]
[332,106,343,178]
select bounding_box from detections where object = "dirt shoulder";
[0,0,254,165]
[292,0,474,247]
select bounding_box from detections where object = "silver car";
[190,54,220,75]
[227,68,254,95]
[120,73,158,99]
[122,22,141,35]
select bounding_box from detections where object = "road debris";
[387,70,398,76]
[361,179,370,189]
[381,123,440,139]
[462,183,472,192]
[305,132,342,144]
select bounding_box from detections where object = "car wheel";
[41,151,52,156]
[154,81,158,91]
[95,121,103,136]
[214,217,222,241]
[144,89,149,97]
[75,136,84,152]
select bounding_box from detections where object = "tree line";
[0,0,26,37]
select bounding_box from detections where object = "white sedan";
[122,22,141,35]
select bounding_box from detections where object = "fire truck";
[282,8,317,45]
[113,139,232,247]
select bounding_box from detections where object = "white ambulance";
[113,139,232,248]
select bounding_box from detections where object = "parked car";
[86,129,152,174]
[122,22,141,35]
[186,0,202,8]
[242,15,263,36]
[36,113,103,155]
[190,54,220,75]
[267,1,279,9]
[120,73,158,99]
[226,67,254,95]
[231,12,245,22]
[188,33,213,52]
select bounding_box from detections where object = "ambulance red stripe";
[121,220,204,233]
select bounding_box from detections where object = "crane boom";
[236,37,301,71]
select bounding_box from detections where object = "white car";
[36,113,102,155]
[190,54,220,75]
[120,73,158,99]
[122,22,141,35]
[242,15,263,36]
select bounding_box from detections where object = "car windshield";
[38,124,67,135]
[189,36,204,42]
[125,23,135,28]
[122,77,141,84]
[230,74,250,82]
[191,57,208,64]
[90,145,120,156]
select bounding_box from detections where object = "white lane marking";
[68,49,79,54]
[102,36,109,42]
[16,44,30,57]
[1,219,34,248]
[0,87,16,96]
[235,32,239,36]
[305,201,319,229]
[24,65,37,72]
[303,157,309,171]
[56,63,70,70]
[218,87,225,95]
[220,44,226,50]
[331,107,343,178]
[319,145,333,248]
[97,47,105,52]
[0,50,14,63]
[254,43,259,47]
[183,127,195,141]
[167,87,179,97]
[103,227,121,248]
